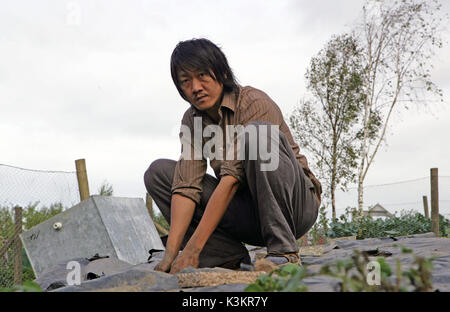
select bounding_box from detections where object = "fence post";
[75,159,90,201]
[146,193,168,236]
[13,206,22,286]
[146,193,154,219]
[422,195,430,219]
[430,168,439,237]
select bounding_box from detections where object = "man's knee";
[143,158,174,192]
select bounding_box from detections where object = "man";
[144,38,321,274]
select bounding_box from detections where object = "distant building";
[362,203,394,219]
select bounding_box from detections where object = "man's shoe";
[264,253,301,266]
[254,253,301,272]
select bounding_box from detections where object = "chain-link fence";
[304,174,450,244]
[0,207,22,288]
[334,175,450,220]
[0,163,80,288]
[0,164,80,209]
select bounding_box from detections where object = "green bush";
[308,206,330,245]
[245,263,308,292]
[0,280,42,292]
[153,213,169,232]
[245,245,436,292]
[327,208,450,239]
[0,202,66,287]
[22,202,64,230]
[304,207,450,243]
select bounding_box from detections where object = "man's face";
[177,69,224,111]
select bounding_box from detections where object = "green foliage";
[246,246,436,292]
[0,280,43,292]
[153,212,169,232]
[0,262,14,288]
[1,202,65,287]
[0,207,14,239]
[319,246,435,292]
[303,208,450,245]
[352,0,445,211]
[327,208,450,239]
[22,202,64,230]
[290,34,366,218]
[97,180,114,196]
[22,266,35,282]
[148,203,169,235]
[308,206,330,245]
[245,263,308,292]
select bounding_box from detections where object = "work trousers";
[144,122,319,268]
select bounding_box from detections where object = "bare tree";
[354,0,445,213]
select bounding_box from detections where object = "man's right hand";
[154,194,196,273]
[154,250,178,273]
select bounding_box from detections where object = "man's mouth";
[195,95,207,101]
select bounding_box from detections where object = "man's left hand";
[169,247,200,274]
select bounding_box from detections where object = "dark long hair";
[170,38,239,101]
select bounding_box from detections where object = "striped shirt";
[171,85,322,205]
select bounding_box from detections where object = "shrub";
[304,207,450,243]
[1,202,66,287]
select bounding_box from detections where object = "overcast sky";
[1,0,449,218]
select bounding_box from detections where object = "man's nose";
[191,78,203,94]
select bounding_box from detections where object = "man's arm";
[169,175,239,273]
[154,194,196,272]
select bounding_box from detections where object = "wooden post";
[430,168,439,237]
[146,193,154,219]
[75,159,90,201]
[422,195,430,219]
[146,193,168,236]
[13,206,22,285]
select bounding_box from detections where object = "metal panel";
[20,196,164,278]
[93,196,164,265]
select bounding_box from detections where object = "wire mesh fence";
[334,175,450,220]
[0,207,22,288]
[0,164,80,209]
[0,163,80,288]
[304,174,450,245]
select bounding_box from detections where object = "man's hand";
[154,194,196,273]
[154,250,178,273]
[158,175,239,274]
[169,246,201,274]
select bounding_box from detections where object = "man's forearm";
[165,194,196,257]
[184,175,239,253]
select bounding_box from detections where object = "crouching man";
[144,38,321,274]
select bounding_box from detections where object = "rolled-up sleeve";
[171,157,206,205]
[219,159,245,184]
[171,109,207,205]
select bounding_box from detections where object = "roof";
[362,203,394,218]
